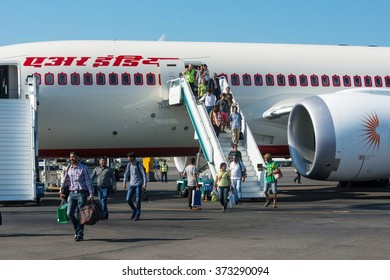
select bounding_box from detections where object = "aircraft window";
[243,74,251,86]
[299,75,308,86]
[265,74,274,86]
[354,75,362,87]
[58,73,67,86]
[33,73,41,85]
[288,74,297,86]
[277,74,286,86]
[45,73,54,85]
[134,72,143,85]
[96,73,106,85]
[385,76,390,87]
[332,75,340,87]
[146,73,156,85]
[343,75,351,87]
[321,75,330,87]
[310,75,319,86]
[71,73,80,85]
[374,76,382,87]
[83,73,93,85]
[218,73,229,82]
[231,74,240,86]
[254,74,263,86]
[122,73,131,85]
[109,73,118,85]
[364,75,372,87]
[219,73,228,83]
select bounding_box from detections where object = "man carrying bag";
[60,151,94,242]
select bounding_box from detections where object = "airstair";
[0,75,42,202]
[168,77,266,199]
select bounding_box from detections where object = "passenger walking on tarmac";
[182,157,199,210]
[123,152,147,221]
[229,153,246,205]
[198,90,216,114]
[182,64,196,94]
[229,105,242,145]
[226,144,242,163]
[91,156,116,219]
[264,153,280,208]
[210,105,222,137]
[60,151,94,242]
[161,160,168,183]
[214,162,231,212]
[294,168,302,184]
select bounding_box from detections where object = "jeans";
[126,185,142,216]
[187,186,196,208]
[218,186,229,210]
[161,172,168,183]
[67,191,87,238]
[231,178,242,202]
[97,187,110,218]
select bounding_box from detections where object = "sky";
[1,0,389,47]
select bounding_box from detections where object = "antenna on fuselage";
[158,34,166,41]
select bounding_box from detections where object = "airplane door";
[159,59,184,101]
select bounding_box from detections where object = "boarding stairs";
[168,77,266,199]
[0,76,40,202]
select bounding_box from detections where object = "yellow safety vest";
[161,164,168,172]
[185,69,195,83]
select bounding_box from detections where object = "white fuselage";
[1,40,389,158]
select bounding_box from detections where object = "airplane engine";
[174,156,188,173]
[288,90,390,183]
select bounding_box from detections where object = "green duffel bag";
[57,199,68,224]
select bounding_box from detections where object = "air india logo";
[359,111,380,152]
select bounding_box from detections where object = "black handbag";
[80,199,103,225]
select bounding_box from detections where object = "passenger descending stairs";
[0,77,39,202]
[168,77,266,199]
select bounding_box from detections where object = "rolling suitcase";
[191,189,202,208]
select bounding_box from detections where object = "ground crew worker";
[161,160,168,183]
[182,64,196,94]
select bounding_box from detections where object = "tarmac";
[1,167,390,260]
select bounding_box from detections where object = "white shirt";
[198,93,216,107]
[230,160,246,179]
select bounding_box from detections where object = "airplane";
[1,40,390,187]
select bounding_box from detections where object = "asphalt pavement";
[1,167,390,260]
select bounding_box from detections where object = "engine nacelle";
[288,89,390,181]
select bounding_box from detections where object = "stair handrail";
[168,77,226,179]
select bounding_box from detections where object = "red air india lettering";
[23,56,178,68]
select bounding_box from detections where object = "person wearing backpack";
[229,153,246,205]
[123,152,147,221]
[264,153,280,208]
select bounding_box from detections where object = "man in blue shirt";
[123,152,147,221]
